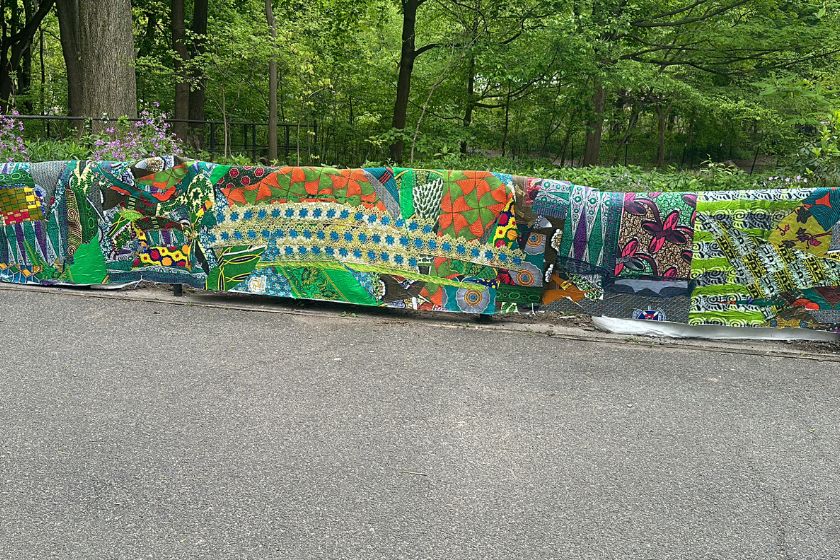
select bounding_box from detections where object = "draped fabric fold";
[2,157,839,331]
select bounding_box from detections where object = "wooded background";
[1,0,838,168]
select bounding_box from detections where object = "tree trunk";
[0,0,54,110]
[0,0,13,106]
[460,51,476,155]
[0,64,12,109]
[500,86,511,157]
[409,65,449,164]
[265,0,278,161]
[750,132,761,175]
[582,82,605,166]
[188,0,208,147]
[57,0,137,121]
[558,123,576,167]
[655,104,668,167]
[38,25,45,115]
[17,0,34,113]
[390,0,423,164]
[79,0,137,119]
[56,0,82,118]
[172,0,189,140]
[137,10,158,58]
[610,100,638,165]
[680,119,694,167]
[19,36,33,113]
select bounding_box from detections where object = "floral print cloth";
[2,157,840,331]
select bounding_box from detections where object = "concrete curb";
[3,282,839,363]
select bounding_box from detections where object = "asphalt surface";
[1,288,839,559]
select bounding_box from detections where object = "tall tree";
[460,1,480,154]
[56,0,137,120]
[265,0,278,161]
[449,0,550,154]
[55,0,80,117]
[0,0,54,109]
[172,0,189,139]
[9,0,839,169]
[188,0,209,145]
[574,0,829,165]
[582,82,605,165]
[390,0,427,163]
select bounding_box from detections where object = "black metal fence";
[11,114,771,170]
[13,114,350,164]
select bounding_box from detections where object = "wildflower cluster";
[0,110,28,162]
[91,105,182,161]
[761,175,810,189]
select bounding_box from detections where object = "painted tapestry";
[1,157,839,331]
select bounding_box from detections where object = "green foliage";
[5,0,840,172]
[25,138,89,161]
[796,110,840,186]
[117,0,839,168]
[192,150,253,166]
[365,153,815,191]
[89,108,183,161]
[17,134,820,192]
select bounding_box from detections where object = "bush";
[191,150,254,166]
[25,138,89,161]
[7,115,825,193]
[370,154,810,192]
[0,110,28,162]
[15,106,184,163]
[797,110,840,187]
[90,107,182,160]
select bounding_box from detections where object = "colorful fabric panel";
[2,156,839,331]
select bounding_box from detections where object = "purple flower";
[0,109,29,160]
[90,105,183,160]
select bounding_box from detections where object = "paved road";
[1,288,839,559]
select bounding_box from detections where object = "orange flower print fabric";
[438,170,510,240]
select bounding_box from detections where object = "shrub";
[25,138,89,161]
[90,106,182,161]
[0,110,28,162]
[375,154,798,192]
[797,111,840,186]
